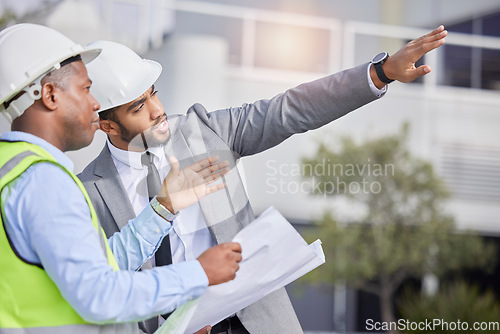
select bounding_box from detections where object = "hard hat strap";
[4,92,37,123]
[2,74,44,123]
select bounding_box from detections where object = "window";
[443,11,500,90]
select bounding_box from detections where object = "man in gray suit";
[79,26,447,333]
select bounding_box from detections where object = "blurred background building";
[1,0,500,332]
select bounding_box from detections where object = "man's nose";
[90,94,100,111]
[150,101,163,120]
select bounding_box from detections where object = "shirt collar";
[106,138,165,170]
[1,131,75,171]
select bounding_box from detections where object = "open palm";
[157,155,229,213]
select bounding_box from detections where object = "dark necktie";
[139,152,173,333]
[141,152,172,267]
[141,151,162,200]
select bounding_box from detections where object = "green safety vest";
[0,140,137,334]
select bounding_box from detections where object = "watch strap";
[150,196,176,222]
[374,61,394,84]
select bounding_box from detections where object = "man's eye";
[134,104,144,112]
[151,90,158,96]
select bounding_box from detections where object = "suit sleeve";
[189,63,380,157]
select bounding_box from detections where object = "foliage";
[302,213,493,292]
[0,10,16,30]
[300,123,497,323]
[399,281,500,334]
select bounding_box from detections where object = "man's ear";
[40,83,57,111]
[99,119,120,135]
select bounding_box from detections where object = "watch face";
[372,52,388,64]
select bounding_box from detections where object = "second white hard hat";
[85,40,162,113]
[0,23,101,123]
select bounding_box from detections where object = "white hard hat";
[85,40,162,112]
[0,23,101,123]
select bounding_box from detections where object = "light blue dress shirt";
[0,131,208,323]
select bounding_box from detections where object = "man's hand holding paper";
[156,206,325,334]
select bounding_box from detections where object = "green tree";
[300,124,496,330]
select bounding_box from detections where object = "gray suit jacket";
[78,63,380,333]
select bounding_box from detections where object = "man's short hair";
[98,106,119,122]
[42,55,83,90]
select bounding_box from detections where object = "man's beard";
[118,115,170,150]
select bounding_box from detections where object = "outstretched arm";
[370,25,448,89]
[192,26,447,157]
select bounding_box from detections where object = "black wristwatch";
[371,52,394,84]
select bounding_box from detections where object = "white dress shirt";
[107,140,217,265]
[367,63,387,97]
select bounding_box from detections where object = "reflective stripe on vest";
[0,141,136,334]
[0,151,36,179]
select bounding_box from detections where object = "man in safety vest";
[0,23,242,334]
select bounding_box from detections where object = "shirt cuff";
[189,260,210,290]
[134,204,173,246]
[163,260,209,298]
[367,63,387,97]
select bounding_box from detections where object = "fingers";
[169,156,180,174]
[405,65,431,82]
[421,36,446,55]
[198,160,230,179]
[194,325,212,334]
[195,164,230,197]
[224,241,242,254]
[419,29,447,55]
[423,25,446,40]
[215,242,242,265]
[408,25,446,46]
[198,242,242,285]
[385,25,446,83]
[404,28,445,82]
[407,25,446,50]
[204,182,227,195]
[223,242,242,272]
[187,156,230,185]
[190,155,221,172]
[417,64,431,76]
[412,27,447,55]
[203,166,230,183]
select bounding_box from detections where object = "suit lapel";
[93,145,136,230]
[166,119,244,244]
